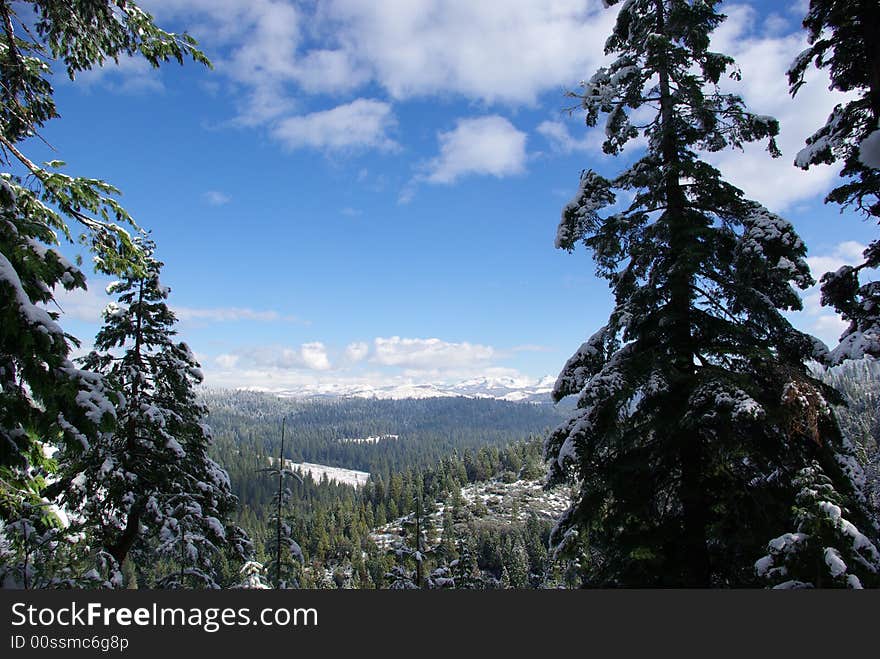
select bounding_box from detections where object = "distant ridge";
[234,374,558,403]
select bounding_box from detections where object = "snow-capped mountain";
[267,375,558,403]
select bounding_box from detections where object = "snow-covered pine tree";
[755,461,880,588]
[60,239,248,587]
[788,0,880,363]
[501,537,530,589]
[545,0,875,586]
[388,492,430,588]
[0,0,208,585]
[262,420,304,589]
[384,564,418,590]
[451,536,484,589]
[233,560,270,590]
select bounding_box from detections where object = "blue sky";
[40,0,876,391]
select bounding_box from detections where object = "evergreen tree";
[545,0,874,586]
[388,491,429,588]
[234,560,270,590]
[262,419,304,589]
[451,536,484,590]
[0,0,208,589]
[788,0,880,363]
[499,566,512,589]
[0,0,209,521]
[384,564,417,590]
[755,462,880,588]
[60,239,248,587]
[501,537,530,589]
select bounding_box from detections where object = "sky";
[36,0,878,392]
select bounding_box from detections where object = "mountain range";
[262,375,559,403]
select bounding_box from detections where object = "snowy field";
[287,461,370,488]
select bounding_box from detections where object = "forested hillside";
[204,390,566,478]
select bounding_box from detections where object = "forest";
[1,0,879,589]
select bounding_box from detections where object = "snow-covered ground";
[370,477,571,550]
[270,458,371,488]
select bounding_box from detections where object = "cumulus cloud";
[199,334,563,390]
[791,241,873,347]
[421,116,528,185]
[271,99,398,152]
[215,353,240,369]
[221,343,333,372]
[345,341,370,362]
[537,119,603,154]
[140,0,616,152]
[301,342,332,370]
[372,336,495,370]
[316,0,614,105]
[806,241,867,279]
[705,3,853,211]
[145,0,614,103]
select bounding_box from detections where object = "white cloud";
[318,0,614,105]
[790,241,871,347]
[372,336,495,370]
[174,306,307,324]
[301,342,332,371]
[48,281,110,323]
[49,278,306,325]
[421,116,528,185]
[215,353,240,369]
[199,334,561,389]
[226,343,333,372]
[203,190,231,206]
[75,55,164,94]
[806,241,867,279]
[271,99,398,152]
[706,3,853,211]
[537,119,602,154]
[142,0,617,131]
[797,288,847,347]
[345,341,370,362]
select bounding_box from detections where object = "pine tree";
[788,0,880,363]
[451,536,484,589]
[502,537,530,589]
[545,0,874,586]
[262,419,304,589]
[60,239,248,587]
[233,560,270,590]
[755,462,880,588]
[387,491,429,588]
[0,0,208,585]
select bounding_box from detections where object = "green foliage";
[0,1,209,582]
[546,0,872,586]
[59,240,248,588]
[756,462,880,588]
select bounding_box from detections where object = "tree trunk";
[655,0,711,587]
